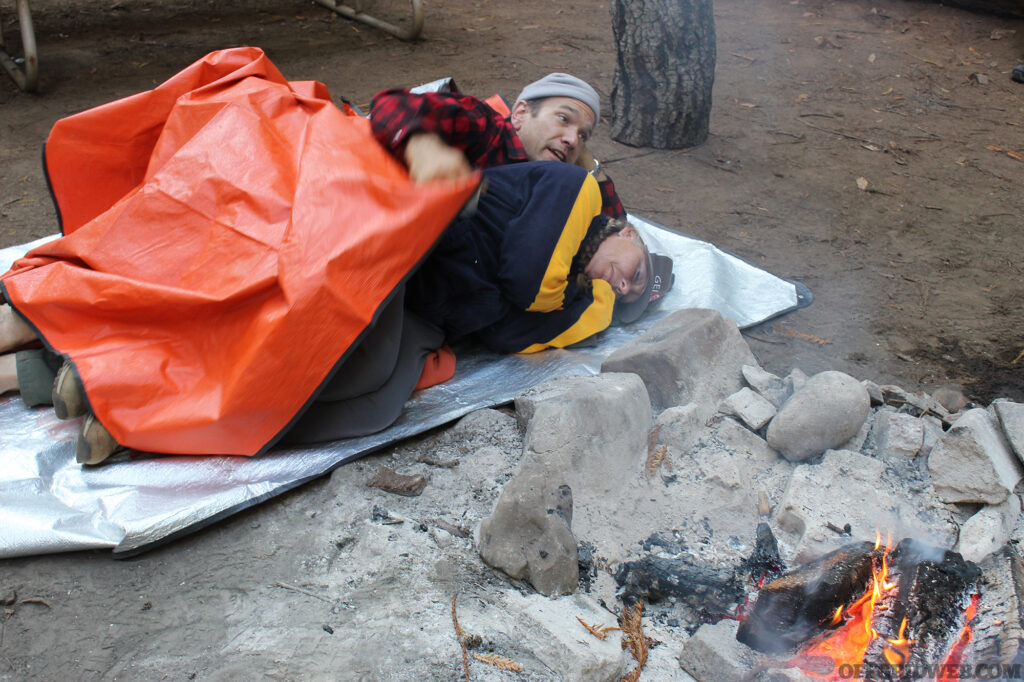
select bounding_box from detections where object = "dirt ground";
[3,0,1024,404]
[0,0,1022,678]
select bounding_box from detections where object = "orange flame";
[797,536,911,680]
[882,618,912,669]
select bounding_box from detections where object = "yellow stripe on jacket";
[518,279,615,353]
[525,174,604,313]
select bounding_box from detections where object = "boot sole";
[53,363,87,420]
[76,414,121,465]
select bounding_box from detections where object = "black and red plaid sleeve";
[369,89,527,169]
[370,88,627,218]
[598,177,625,219]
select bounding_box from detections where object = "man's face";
[585,225,649,302]
[510,97,596,164]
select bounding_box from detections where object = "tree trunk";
[609,0,716,149]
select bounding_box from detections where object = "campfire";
[737,531,983,681]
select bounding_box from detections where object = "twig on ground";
[799,119,881,146]
[907,52,942,66]
[730,52,758,63]
[1012,349,1024,365]
[272,581,333,604]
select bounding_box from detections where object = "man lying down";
[0,50,673,465]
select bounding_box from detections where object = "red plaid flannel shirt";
[369,89,625,219]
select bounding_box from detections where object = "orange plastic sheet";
[1,47,479,456]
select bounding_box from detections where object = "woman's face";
[585,225,648,302]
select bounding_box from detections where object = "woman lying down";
[0,162,672,465]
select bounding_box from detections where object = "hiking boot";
[76,414,121,465]
[52,362,87,420]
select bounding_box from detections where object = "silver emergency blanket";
[0,218,810,557]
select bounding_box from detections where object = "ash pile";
[463,308,1024,680]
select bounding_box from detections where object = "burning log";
[860,539,982,681]
[736,541,878,654]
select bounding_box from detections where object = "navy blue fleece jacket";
[406,162,615,354]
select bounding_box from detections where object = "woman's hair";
[570,217,644,292]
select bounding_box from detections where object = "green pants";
[15,348,61,407]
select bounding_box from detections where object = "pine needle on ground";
[619,602,649,682]
[451,594,469,681]
[471,653,523,672]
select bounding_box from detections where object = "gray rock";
[862,379,884,406]
[601,308,757,413]
[957,494,1022,564]
[766,371,871,462]
[655,403,707,458]
[993,400,1024,464]
[678,619,757,682]
[501,591,625,681]
[838,412,872,453]
[515,373,650,496]
[931,385,968,413]
[480,373,650,595]
[928,408,1022,504]
[718,387,777,431]
[712,417,780,465]
[872,411,925,460]
[920,415,945,458]
[880,385,950,419]
[478,470,578,595]
[741,364,789,408]
[774,449,955,561]
[786,368,808,393]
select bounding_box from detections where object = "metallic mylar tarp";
[0,217,809,558]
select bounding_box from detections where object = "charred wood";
[967,545,1024,668]
[615,554,744,614]
[744,522,785,584]
[736,541,878,654]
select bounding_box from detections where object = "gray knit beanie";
[515,73,600,124]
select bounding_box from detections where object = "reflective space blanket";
[0,219,810,558]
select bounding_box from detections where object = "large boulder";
[993,400,1024,465]
[928,408,1022,504]
[477,470,579,596]
[766,371,871,462]
[601,308,757,413]
[478,373,650,595]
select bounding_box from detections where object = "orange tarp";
[1,47,478,456]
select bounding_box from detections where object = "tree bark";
[609,0,716,149]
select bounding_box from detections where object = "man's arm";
[370,89,526,182]
[476,279,616,354]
